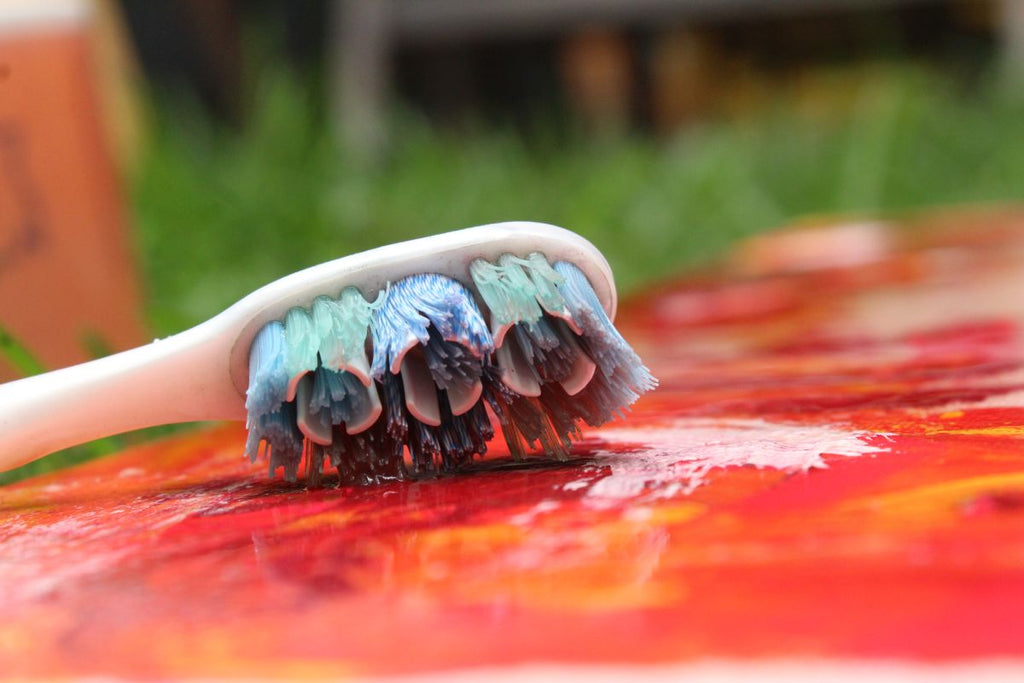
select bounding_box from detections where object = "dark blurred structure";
[120,1,1019,146]
[340,0,1006,146]
[0,0,147,378]
[119,1,328,125]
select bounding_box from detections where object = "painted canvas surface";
[4,208,1024,678]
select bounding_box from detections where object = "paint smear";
[578,418,890,502]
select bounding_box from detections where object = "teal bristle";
[244,252,657,485]
[312,288,375,371]
[283,307,321,379]
[471,255,548,329]
[470,253,571,335]
[524,253,571,319]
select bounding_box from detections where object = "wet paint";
[4,208,1024,677]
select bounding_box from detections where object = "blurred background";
[2,0,1024,476]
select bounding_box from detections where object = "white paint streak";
[117,467,146,478]
[507,500,560,526]
[583,418,889,503]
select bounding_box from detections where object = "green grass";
[134,67,1024,335]
[4,64,1024,484]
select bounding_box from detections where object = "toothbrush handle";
[0,329,245,473]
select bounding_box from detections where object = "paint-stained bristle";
[244,251,657,484]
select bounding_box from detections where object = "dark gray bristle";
[422,326,483,390]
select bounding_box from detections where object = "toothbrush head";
[229,222,653,485]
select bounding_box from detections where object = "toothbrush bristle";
[244,252,657,485]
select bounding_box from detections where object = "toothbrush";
[0,222,656,483]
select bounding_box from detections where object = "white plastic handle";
[0,324,245,471]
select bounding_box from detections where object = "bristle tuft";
[553,261,658,399]
[245,321,289,417]
[370,273,492,379]
[243,250,656,485]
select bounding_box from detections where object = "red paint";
[5,208,1024,677]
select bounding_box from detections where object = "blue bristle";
[370,274,492,380]
[553,261,657,398]
[245,321,289,417]
[244,322,295,470]
[243,252,656,485]
[251,402,305,482]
